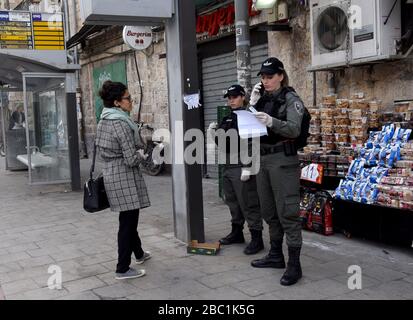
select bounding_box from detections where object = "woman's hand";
[240,168,251,182]
[255,112,273,127]
[208,122,218,131]
[138,149,149,160]
[249,82,263,106]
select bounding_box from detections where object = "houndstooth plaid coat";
[96,119,151,212]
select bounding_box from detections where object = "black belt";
[260,145,285,156]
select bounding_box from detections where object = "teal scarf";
[101,107,140,145]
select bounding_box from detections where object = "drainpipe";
[328,71,336,95]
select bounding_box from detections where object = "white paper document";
[234,110,268,139]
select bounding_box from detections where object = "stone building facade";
[268,5,413,111]
[77,26,169,155]
[67,1,412,157]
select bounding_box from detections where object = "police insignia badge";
[295,102,304,115]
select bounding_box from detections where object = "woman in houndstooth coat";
[95,81,152,280]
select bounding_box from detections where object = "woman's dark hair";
[99,80,127,108]
[279,70,289,87]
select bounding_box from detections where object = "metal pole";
[313,71,317,106]
[235,0,252,93]
[165,0,205,243]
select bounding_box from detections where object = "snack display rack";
[299,96,413,246]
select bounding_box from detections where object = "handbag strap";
[90,142,97,180]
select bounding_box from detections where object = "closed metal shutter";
[202,43,268,178]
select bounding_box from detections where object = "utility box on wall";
[80,0,175,26]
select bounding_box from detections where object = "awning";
[66,24,109,49]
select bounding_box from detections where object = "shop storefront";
[281,0,413,247]
[298,94,413,247]
[196,1,268,178]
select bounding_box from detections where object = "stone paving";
[0,157,412,300]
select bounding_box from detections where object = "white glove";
[255,112,273,127]
[240,168,251,182]
[138,149,149,160]
[208,122,218,131]
[249,82,263,106]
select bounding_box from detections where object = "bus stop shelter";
[0,48,81,191]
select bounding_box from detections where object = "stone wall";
[267,7,413,110]
[76,3,268,156]
[1,0,22,9]
[78,27,169,157]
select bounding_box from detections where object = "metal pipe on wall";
[328,71,336,95]
[313,71,317,106]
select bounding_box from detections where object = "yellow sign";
[0,11,65,50]
[0,34,28,40]
[0,10,32,49]
[32,12,65,50]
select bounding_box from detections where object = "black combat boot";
[243,230,264,255]
[219,224,245,245]
[250,240,285,268]
[280,246,302,286]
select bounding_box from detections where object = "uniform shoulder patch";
[294,101,304,115]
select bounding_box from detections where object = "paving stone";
[17,255,55,269]
[269,282,330,300]
[230,275,286,297]
[403,275,413,284]
[186,286,253,300]
[127,279,210,300]
[0,252,31,264]
[8,243,40,254]
[49,250,87,262]
[64,276,107,293]
[93,283,140,299]
[2,278,41,296]
[330,288,406,300]
[198,271,251,289]
[361,264,408,282]
[74,254,115,267]
[371,280,413,299]
[58,291,101,300]
[14,287,69,300]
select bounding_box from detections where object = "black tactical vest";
[255,86,311,148]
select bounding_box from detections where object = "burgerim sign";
[123,26,153,50]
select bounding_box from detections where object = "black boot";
[244,229,264,255]
[251,240,285,268]
[219,224,245,245]
[280,247,302,286]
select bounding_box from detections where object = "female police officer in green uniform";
[209,84,264,255]
[249,57,305,286]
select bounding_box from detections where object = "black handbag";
[83,143,110,213]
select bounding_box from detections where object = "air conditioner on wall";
[310,0,402,70]
[310,0,349,68]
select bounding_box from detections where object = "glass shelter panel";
[23,75,70,185]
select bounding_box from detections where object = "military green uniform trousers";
[256,152,302,247]
[223,166,263,231]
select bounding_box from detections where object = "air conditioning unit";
[351,0,401,63]
[310,0,402,69]
[310,0,350,68]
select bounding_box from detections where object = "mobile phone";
[248,106,258,114]
[259,82,265,96]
